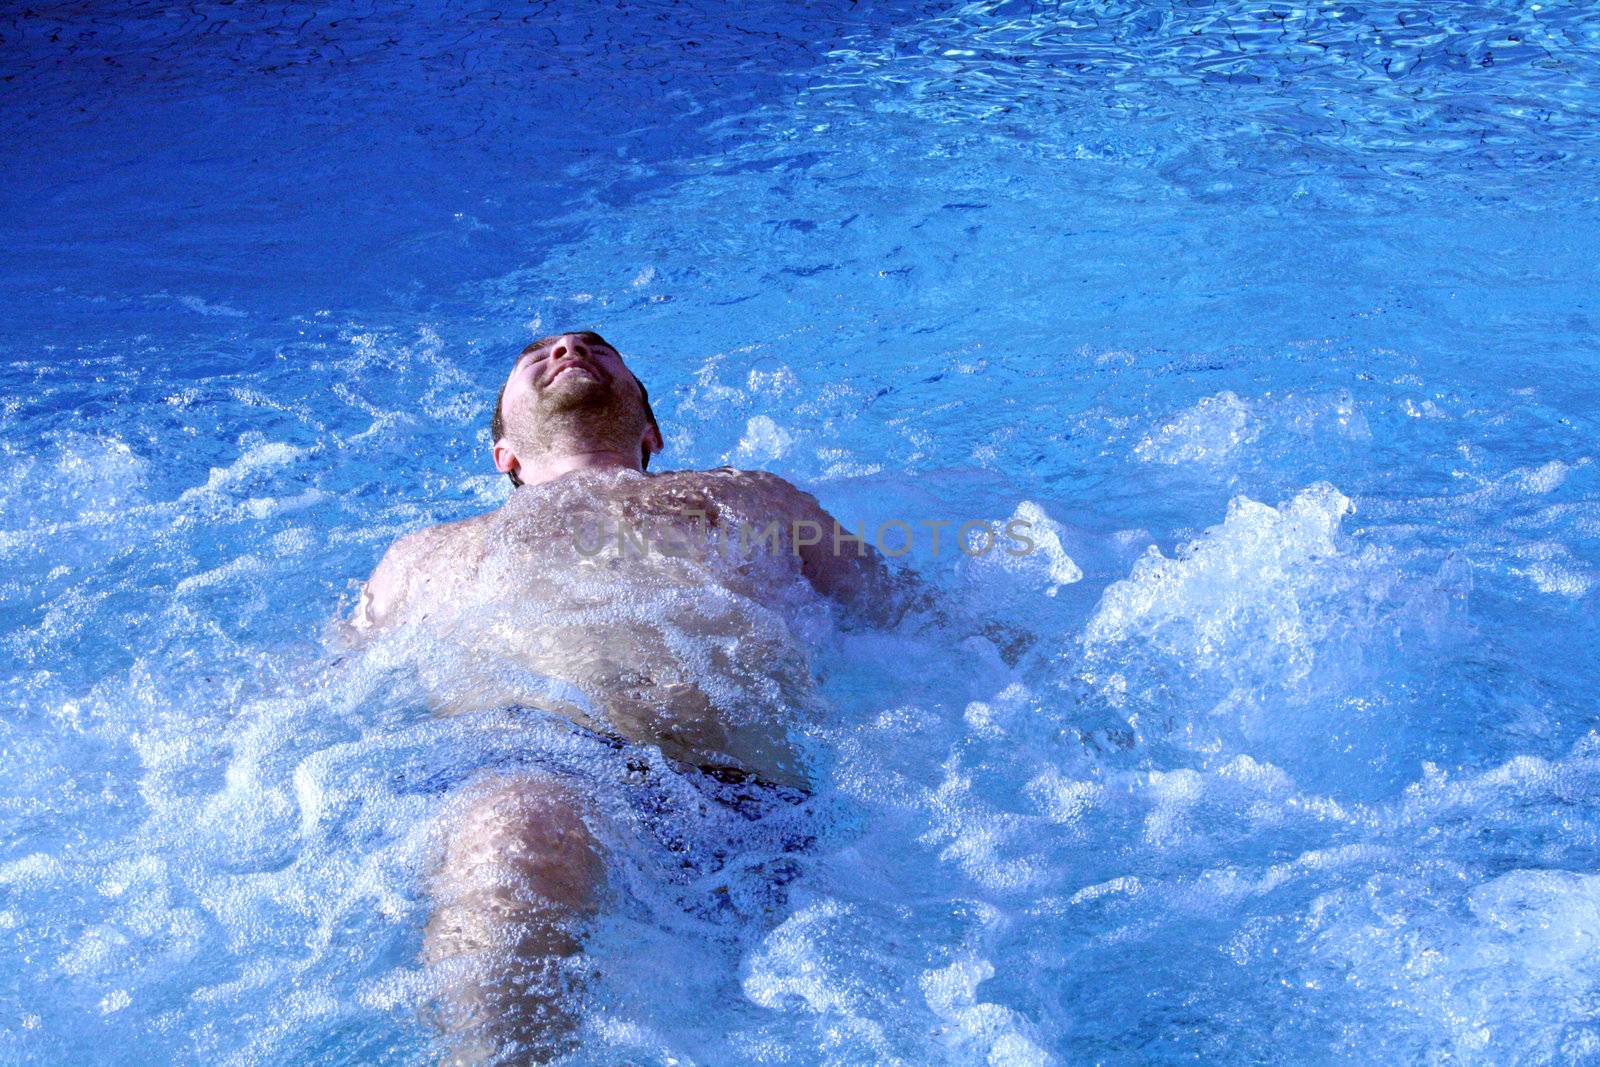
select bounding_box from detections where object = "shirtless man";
[351,331,906,1062]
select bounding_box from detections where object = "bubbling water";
[6,0,1600,1060]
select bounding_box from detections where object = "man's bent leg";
[424,774,605,1064]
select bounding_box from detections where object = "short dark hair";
[491,332,660,487]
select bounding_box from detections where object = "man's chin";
[540,376,610,411]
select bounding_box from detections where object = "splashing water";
[3,0,1600,1063]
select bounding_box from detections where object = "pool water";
[4,0,1600,1062]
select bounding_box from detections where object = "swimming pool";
[4,0,1599,1061]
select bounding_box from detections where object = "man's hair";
[491,332,660,487]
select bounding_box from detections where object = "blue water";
[4,0,1600,1062]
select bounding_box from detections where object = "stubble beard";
[510,376,646,464]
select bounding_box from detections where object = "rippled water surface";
[4,0,1600,1063]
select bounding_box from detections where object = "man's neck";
[516,449,641,487]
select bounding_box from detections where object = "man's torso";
[362,467,830,787]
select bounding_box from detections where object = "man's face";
[501,331,636,420]
[494,332,658,480]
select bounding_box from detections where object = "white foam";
[1083,482,1368,691]
[180,437,309,502]
[960,500,1083,599]
[1135,390,1258,465]
[734,415,794,463]
[920,956,1053,1066]
[921,758,1049,891]
[1514,559,1596,597]
[0,433,148,529]
[1307,859,1600,1060]
[1142,767,1206,845]
[1512,459,1575,495]
[814,446,884,479]
[1024,769,1103,826]
[144,291,247,317]
[742,898,864,1014]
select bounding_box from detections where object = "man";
[352,331,907,1062]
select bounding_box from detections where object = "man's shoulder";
[384,510,495,566]
[695,466,805,494]
[355,510,496,630]
[668,466,817,511]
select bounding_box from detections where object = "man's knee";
[426,775,604,955]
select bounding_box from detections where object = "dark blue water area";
[3,0,936,327]
[4,0,1600,1064]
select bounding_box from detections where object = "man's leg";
[424,774,605,1064]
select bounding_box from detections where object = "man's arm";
[753,471,1038,661]
[732,471,920,628]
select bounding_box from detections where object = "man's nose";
[550,334,589,360]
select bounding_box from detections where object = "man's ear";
[492,439,520,479]
[643,424,664,457]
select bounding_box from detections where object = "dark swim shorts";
[396,707,816,920]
